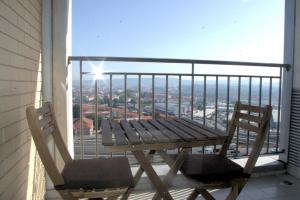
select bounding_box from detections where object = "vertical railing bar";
[267,78,272,153]
[258,78,262,154]
[110,74,112,119]
[124,75,127,120]
[95,79,98,157]
[226,76,230,132]
[179,75,182,118]
[246,77,252,155]
[214,76,218,152]
[238,76,241,100]
[166,75,168,119]
[215,76,218,129]
[124,74,127,157]
[259,77,262,107]
[236,76,241,156]
[152,75,155,119]
[276,67,282,152]
[191,65,194,154]
[109,74,113,157]
[79,60,84,159]
[203,75,206,154]
[203,75,207,125]
[138,75,141,120]
[191,63,195,120]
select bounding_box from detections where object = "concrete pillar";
[287,0,300,178]
[52,0,73,159]
[42,0,52,102]
[280,0,294,163]
[43,0,73,193]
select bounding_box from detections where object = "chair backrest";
[219,101,272,174]
[26,102,72,186]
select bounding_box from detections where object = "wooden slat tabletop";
[181,118,227,138]
[101,118,228,151]
[166,119,207,140]
[156,119,194,141]
[110,120,128,145]
[148,120,182,142]
[175,118,220,138]
[130,120,155,144]
[120,120,142,145]
[139,120,170,143]
[101,120,113,145]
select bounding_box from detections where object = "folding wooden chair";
[179,102,272,200]
[26,102,134,200]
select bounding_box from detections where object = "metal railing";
[68,56,289,160]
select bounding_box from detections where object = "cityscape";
[72,76,281,161]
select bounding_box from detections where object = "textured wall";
[293,1,300,88]
[0,0,45,199]
[287,0,300,178]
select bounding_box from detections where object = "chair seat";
[55,157,135,190]
[180,154,250,182]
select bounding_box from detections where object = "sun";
[91,62,104,80]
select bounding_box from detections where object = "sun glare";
[91,62,104,80]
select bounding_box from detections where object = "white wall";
[293,2,300,87]
[52,0,71,152]
[287,0,300,178]
[44,0,73,193]
[280,0,294,163]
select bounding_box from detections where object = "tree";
[195,100,203,110]
[112,98,119,107]
[73,104,80,118]
[197,104,203,110]
[103,95,110,105]
[83,96,89,103]
[119,94,125,104]
[155,111,161,119]
[131,96,137,107]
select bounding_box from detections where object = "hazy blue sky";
[72,0,285,78]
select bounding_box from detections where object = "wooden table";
[101,118,228,200]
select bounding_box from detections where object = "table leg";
[133,150,156,185]
[153,148,189,200]
[157,150,175,167]
[132,151,173,200]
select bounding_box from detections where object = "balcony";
[1,0,300,199]
[40,56,292,199]
[23,56,289,199]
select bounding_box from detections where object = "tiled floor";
[129,171,300,200]
[46,164,299,200]
[198,174,300,200]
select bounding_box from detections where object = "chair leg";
[225,185,239,200]
[225,180,247,200]
[187,189,199,200]
[120,188,134,200]
[198,189,215,200]
[237,181,246,194]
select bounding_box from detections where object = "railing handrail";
[68,56,290,70]
[92,72,279,78]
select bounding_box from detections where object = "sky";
[72,0,285,79]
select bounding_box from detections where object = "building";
[73,117,94,136]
